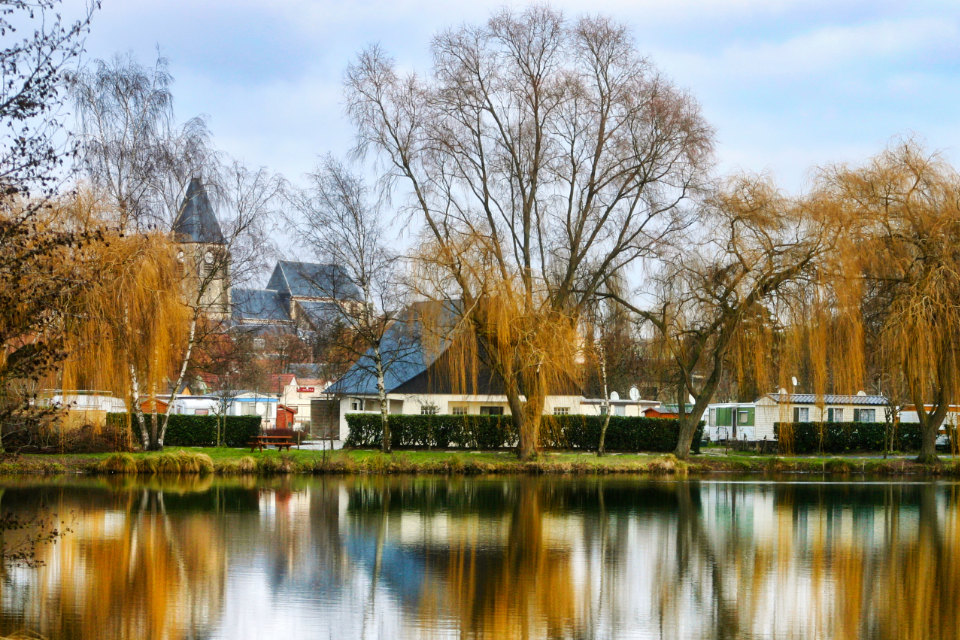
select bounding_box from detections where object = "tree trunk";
[129,362,150,450]
[375,347,390,453]
[674,413,702,459]
[159,313,198,449]
[917,415,940,463]
[597,340,610,457]
[912,388,948,463]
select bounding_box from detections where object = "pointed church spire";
[172,177,225,244]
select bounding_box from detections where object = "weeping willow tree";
[61,193,190,450]
[414,232,583,458]
[820,142,960,462]
[347,7,712,457]
[611,176,849,458]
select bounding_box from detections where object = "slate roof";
[266,261,361,300]
[231,288,291,323]
[766,393,888,406]
[296,300,342,329]
[172,178,224,244]
[326,301,456,396]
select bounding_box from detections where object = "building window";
[854,408,876,423]
[792,407,809,422]
[421,404,439,415]
[350,398,364,412]
[615,405,626,416]
[553,407,569,416]
[451,406,467,416]
[480,406,504,416]
[827,408,843,422]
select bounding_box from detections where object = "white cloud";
[661,17,958,83]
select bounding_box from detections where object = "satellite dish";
[629,386,640,401]
[791,376,798,388]
[610,391,620,401]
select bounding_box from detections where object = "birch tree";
[345,7,712,458]
[288,156,408,452]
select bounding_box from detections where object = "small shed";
[276,404,297,430]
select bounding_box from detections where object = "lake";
[0,475,956,639]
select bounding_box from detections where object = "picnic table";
[248,434,297,452]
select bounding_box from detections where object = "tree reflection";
[0,480,230,640]
[654,481,960,640]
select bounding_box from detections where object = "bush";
[344,413,701,452]
[774,421,923,454]
[105,414,262,448]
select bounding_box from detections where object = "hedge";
[106,414,262,448]
[344,413,703,452]
[774,421,922,454]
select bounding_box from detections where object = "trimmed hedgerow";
[105,414,262,448]
[344,413,702,452]
[774,421,923,454]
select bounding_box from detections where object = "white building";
[706,391,890,442]
[324,302,657,441]
[271,374,331,430]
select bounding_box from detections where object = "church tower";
[172,177,231,321]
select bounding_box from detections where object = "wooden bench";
[248,435,297,452]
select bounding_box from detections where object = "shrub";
[344,413,701,453]
[105,414,262,448]
[774,421,923,454]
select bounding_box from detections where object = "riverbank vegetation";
[0,448,957,478]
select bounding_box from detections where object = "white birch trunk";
[159,313,198,448]
[374,346,390,452]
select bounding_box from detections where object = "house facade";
[271,374,331,430]
[706,392,890,441]
[324,301,655,441]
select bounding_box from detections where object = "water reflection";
[0,476,959,639]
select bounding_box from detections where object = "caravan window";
[553,407,570,416]
[854,408,876,423]
[350,398,364,412]
[421,404,439,415]
[480,406,504,416]
[828,408,843,422]
[792,407,809,422]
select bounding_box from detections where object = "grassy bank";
[0,447,957,477]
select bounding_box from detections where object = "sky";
[79,0,959,202]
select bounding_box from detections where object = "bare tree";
[345,7,712,458]
[610,177,840,458]
[67,53,213,232]
[288,156,409,452]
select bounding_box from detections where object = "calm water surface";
[0,475,957,639]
